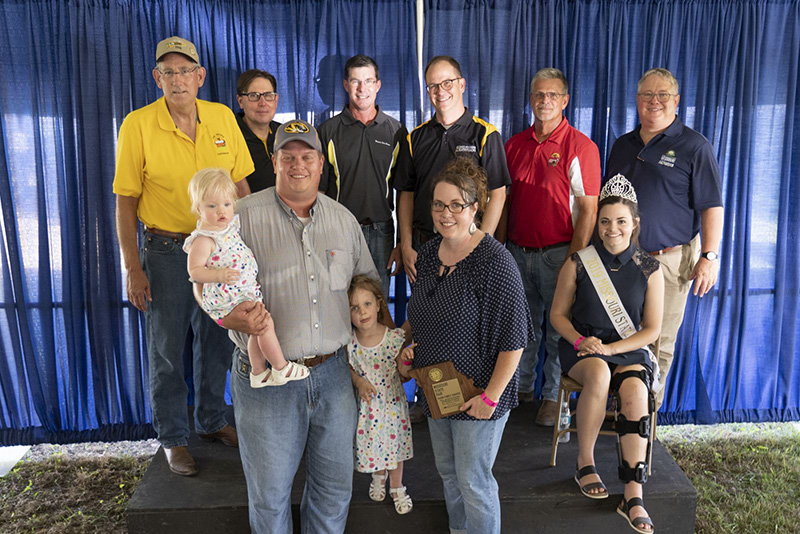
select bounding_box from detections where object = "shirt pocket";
[326,249,353,291]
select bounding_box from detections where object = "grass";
[0,423,797,532]
[0,454,150,533]
[659,422,800,534]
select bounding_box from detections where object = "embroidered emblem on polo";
[213,134,227,148]
[659,151,676,167]
[455,145,476,153]
[549,152,560,166]
[284,121,309,134]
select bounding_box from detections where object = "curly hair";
[430,156,489,224]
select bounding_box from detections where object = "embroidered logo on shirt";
[455,145,476,153]
[659,151,676,167]
[374,139,391,147]
[213,134,230,155]
[548,152,561,166]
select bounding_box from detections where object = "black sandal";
[617,496,655,533]
[574,464,608,499]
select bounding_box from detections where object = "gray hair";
[638,68,679,94]
[530,68,568,94]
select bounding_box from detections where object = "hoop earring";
[469,222,477,235]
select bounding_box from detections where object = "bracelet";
[217,318,226,329]
[480,392,497,407]
[573,336,585,351]
[401,360,412,366]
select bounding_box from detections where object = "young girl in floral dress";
[347,275,413,514]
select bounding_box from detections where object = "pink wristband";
[480,392,497,407]
[402,360,412,366]
[573,336,585,351]
[217,318,225,328]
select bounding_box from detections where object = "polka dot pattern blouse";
[407,234,534,420]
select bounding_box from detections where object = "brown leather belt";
[514,241,570,253]
[145,227,191,241]
[649,245,682,256]
[301,352,336,368]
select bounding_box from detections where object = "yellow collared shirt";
[113,97,255,234]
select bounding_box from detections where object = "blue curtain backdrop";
[1,0,799,445]
[0,0,419,445]
[425,0,800,425]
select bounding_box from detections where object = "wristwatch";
[701,251,719,261]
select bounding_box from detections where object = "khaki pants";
[650,234,701,407]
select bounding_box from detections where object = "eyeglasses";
[425,77,462,93]
[431,200,476,214]
[532,91,566,101]
[240,91,278,102]
[346,78,378,88]
[636,92,677,103]
[157,66,200,79]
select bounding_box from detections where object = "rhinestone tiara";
[599,174,638,203]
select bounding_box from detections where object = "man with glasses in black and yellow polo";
[395,55,510,284]
[113,36,253,476]
[235,69,281,193]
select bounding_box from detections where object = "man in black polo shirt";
[605,68,723,407]
[318,55,407,298]
[395,55,510,283]
[235,69,281,192]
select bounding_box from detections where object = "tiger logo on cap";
[284,121,310,134]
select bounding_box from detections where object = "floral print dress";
[183,214,262,320]
[348,327,413,472]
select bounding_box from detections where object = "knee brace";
[618,459,649,484]
[615,412,651,438]
[611,368,654,483]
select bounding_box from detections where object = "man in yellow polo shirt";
[113,36,254,476]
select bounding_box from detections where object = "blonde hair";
[638,68,679,94]
[348,274,385,321]
[188,168,238,216]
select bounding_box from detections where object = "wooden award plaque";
[408,361,483,419]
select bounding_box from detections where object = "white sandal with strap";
[389,486,413,515]
[265,361,309,386]
[369,472,387,501]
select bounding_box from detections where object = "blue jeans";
[140,231,231,448]
[507,241,565,401]
[231,347,357,534]
[428,412,509,534]
[361,220,394,300]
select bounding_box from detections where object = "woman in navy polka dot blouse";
[398,157,534,534]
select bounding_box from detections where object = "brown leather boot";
[164,446,198,476]
[198,425,239,447]
[535,399,559,426]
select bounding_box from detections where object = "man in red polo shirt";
[501,68,600,425]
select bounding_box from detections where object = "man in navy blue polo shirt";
[605,68,723,406]
[318,55,407,299]
[395,55,510,283]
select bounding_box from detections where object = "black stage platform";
[127,402,696,533]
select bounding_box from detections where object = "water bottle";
[558,399,571,443]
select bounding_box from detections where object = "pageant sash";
[576,246,661,392]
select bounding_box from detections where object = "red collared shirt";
[505,118,601,248]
